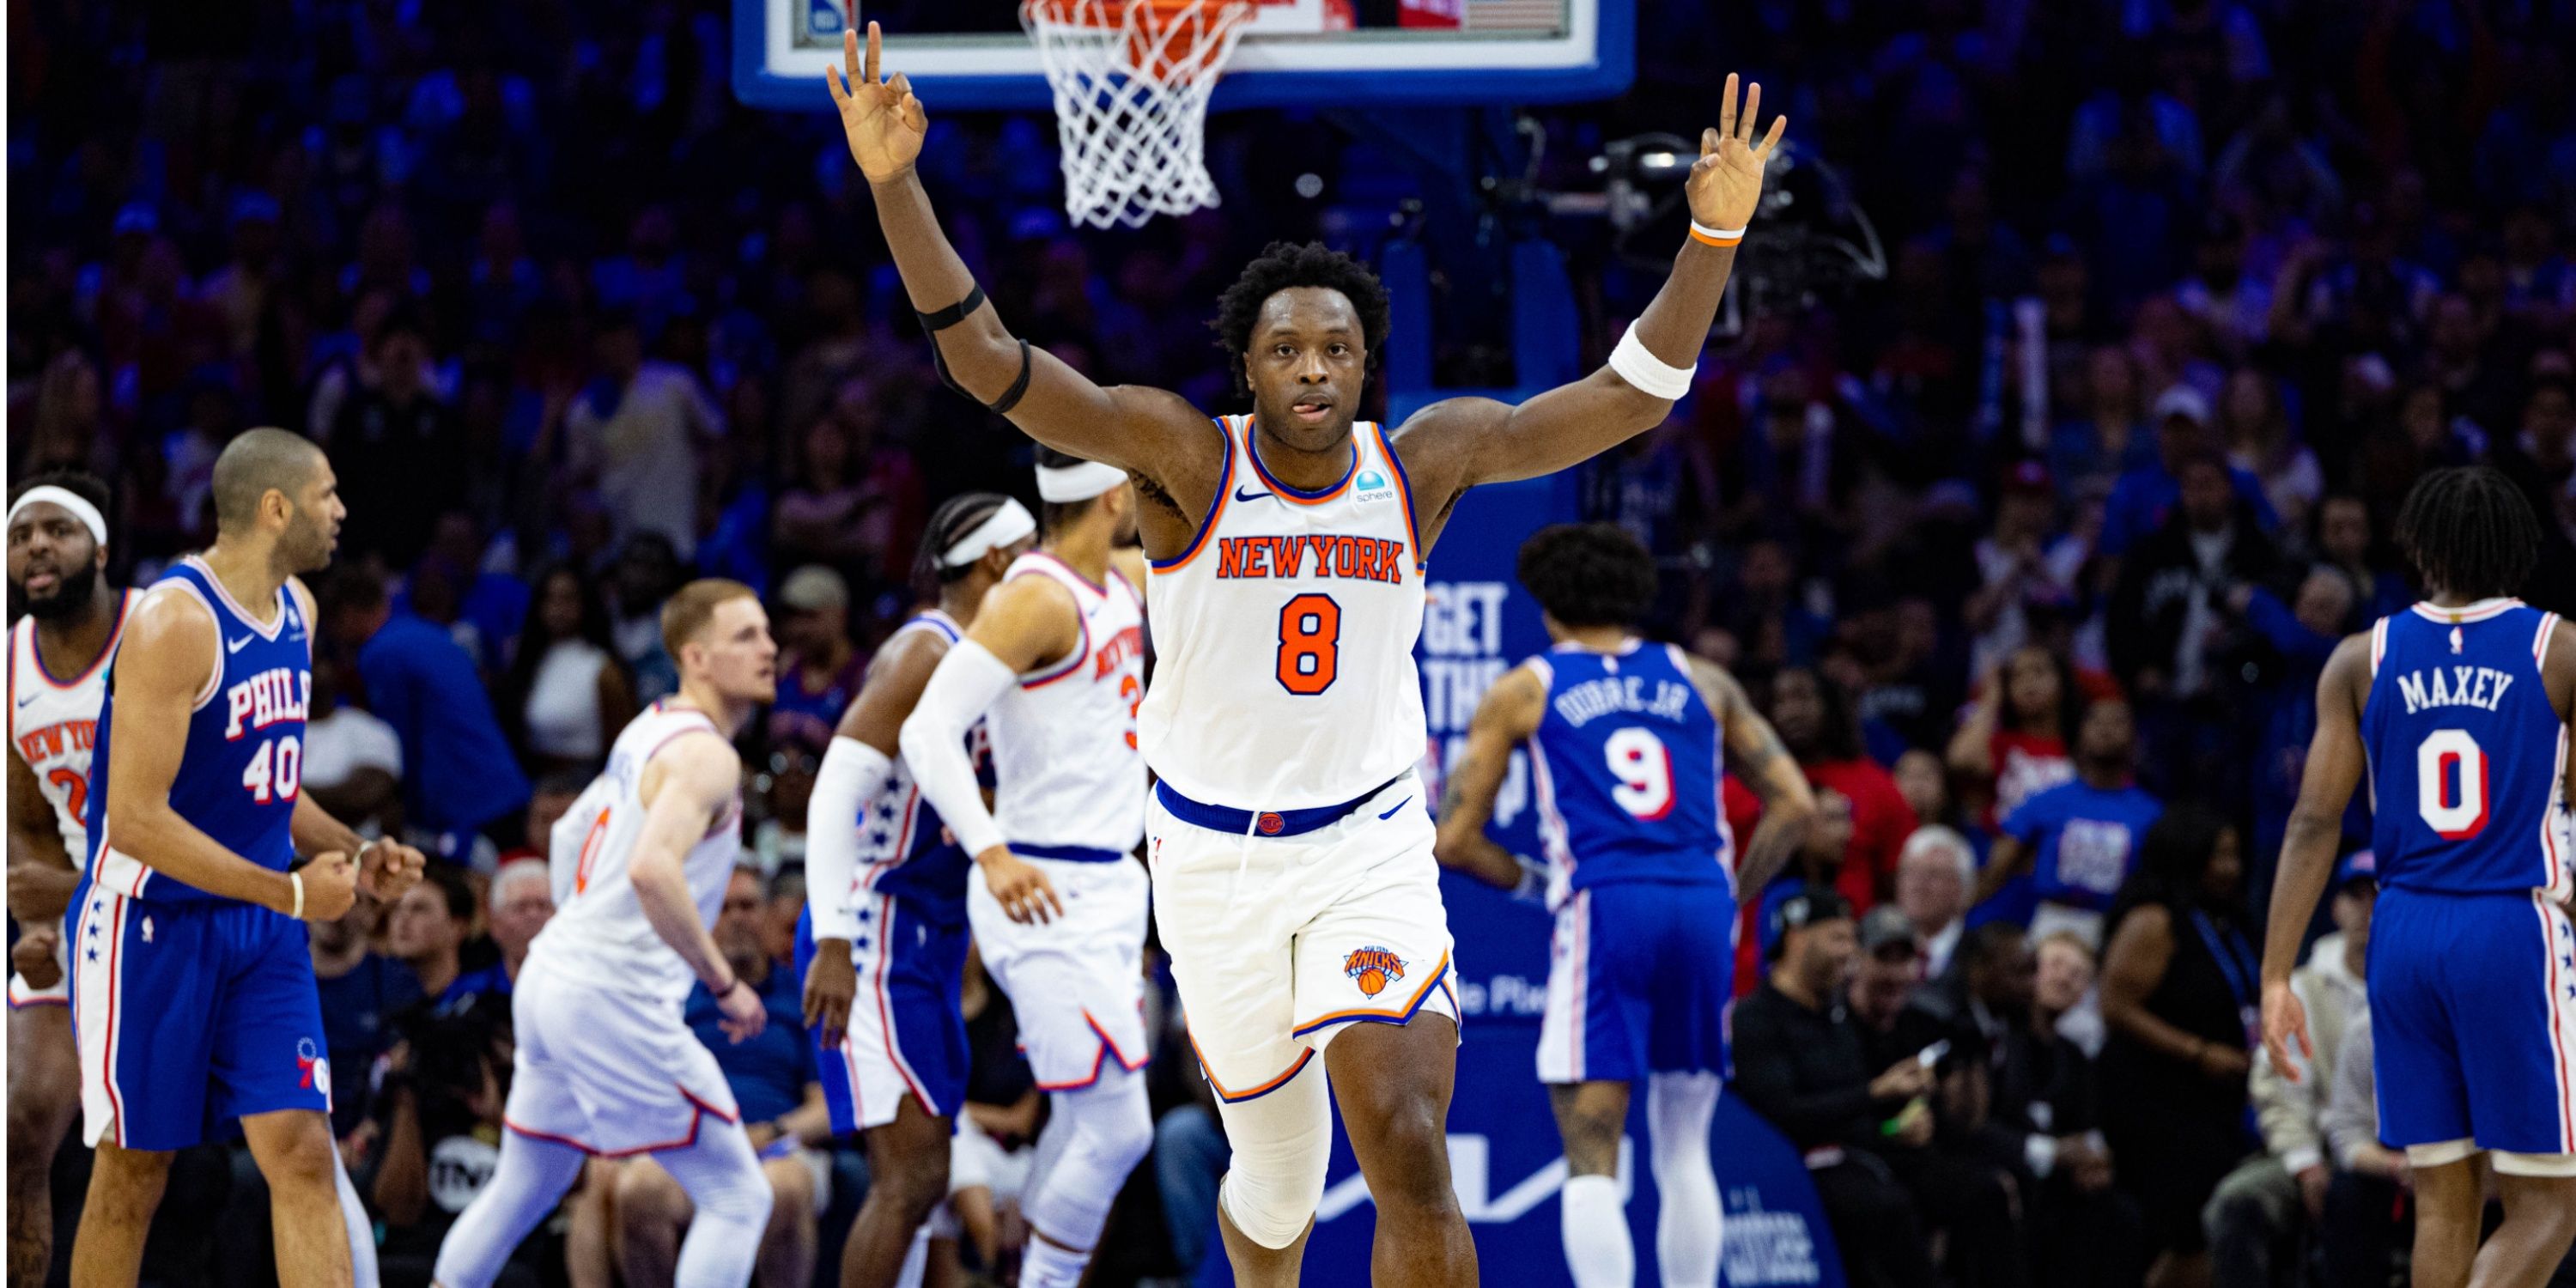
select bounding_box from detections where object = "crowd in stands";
[16,0,2576,1283]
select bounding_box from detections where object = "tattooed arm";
[1686,654,1817,893]
[1434,663,1548,892]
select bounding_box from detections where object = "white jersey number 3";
[2415,728,2489,841]
[1606,726,1676,821]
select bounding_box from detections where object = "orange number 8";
[1275,593,1341,696]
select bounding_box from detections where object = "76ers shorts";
[1148,773,1460,1104]
[1538,879,1735,1084]
[70,889,329,1151]
[794,901,971,1133]
[967,852,1150,1091]
[2369,887,2576,1170]
[502,958,742,1157]
[10,912,72,1007]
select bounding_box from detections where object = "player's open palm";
[825,22,927,184]
[1687,73,1789,234]
[300,851,360,922]
[978,848,1064,925]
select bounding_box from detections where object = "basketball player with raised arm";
[2263,466,2576,1286]
[8,472,134,1285]
[897,452,1152,1288]
[434,579,781,1288]
[797,491,1036,1288]
[1437,524,1816,1288]
[69,429,428,1288]
[833,24,1783,1283]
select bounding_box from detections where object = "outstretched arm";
[1394,77,1787,499]
[828,25,1216,491]
[1433,665,1547,893]
[2260,634,2371,1078]
[1690,655,1816,892]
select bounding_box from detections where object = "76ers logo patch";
[1344,945,1406,998]
[295,1036,331,1109]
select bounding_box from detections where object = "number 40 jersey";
[2363,598,2573,899]
[1526,641,1735,903]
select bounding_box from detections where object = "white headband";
[1036,459,1127,503]
[940,498,1036,567]
[6,486,107,547]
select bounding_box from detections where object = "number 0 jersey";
[1526,641,1733,903]
[2363,598,2573,899]
[10,591,133,870]
[1139,415,1427,810]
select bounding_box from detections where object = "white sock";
[1647,1072,1723,1288]
[1018,1236,1092,1288]
[1561,1172,1634,1288]
[895,1224,930,1288]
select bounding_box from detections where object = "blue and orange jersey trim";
[1246,419,1360,506]
[1291,951,1454,1038]
[1188,1030,1315,1103]
[26,589,132,690]
[1370,423,1427,572]
[1148,416,1236,574]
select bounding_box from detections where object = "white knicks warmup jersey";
[1139,415,1427,809]
[987,551,1148,855]
[8,592,135,868]
[531,700,744,1002]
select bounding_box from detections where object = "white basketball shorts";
[965,854,1151,1091]
[501,958,742,1157]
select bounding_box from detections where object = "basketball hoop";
[1022,0,1255,229]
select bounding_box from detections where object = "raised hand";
[824,22,928,185]
[1686,73,1789,234]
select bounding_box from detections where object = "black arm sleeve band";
[916,284,986,331]
[915,283,1031,414]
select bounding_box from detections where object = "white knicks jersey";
[531,700,744,1001]
[1139,416,1427,809]
[987,551,1148,855]
[8,592,135,868]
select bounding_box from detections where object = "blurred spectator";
[1894,827,1976,977]
[477,859,556,990]
[2233,565,2358,920]
[2100,388,2281,559]
[2098,806,2259,1288]
[2035,933,2106,1058]
[2052,347,2158,498]
[606,533,688,703]
[303,655,406,837]
[499,773,590,869]
[2316,1014,2407,1287]
[370,1005,527,1285]
[329,307,465,569]
[2312,494,2411,622]
[1981,699,2163,950]
[1965,464,2087,680]
[2218,369,2320,538]
[2110,452,2283,793]
[499,562,637,778]
[750,744,817,874]
[1850,906,1928,1041]
[765,566,863,757]
[1766,667,1918,908]
[1946,644,2084,826]
[2204,851,2374,1288]
[313,898,420,1138]
[612,868,829,1288]
[326,568,533,854]
[559,311,725,559]
[387,865,488,1008]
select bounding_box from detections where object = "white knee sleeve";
[1212,1060,1331,1251]
[1021,1066,1155,1255]
[1561,1173,1635,1288]
[433,1130,589,1288]
[1647,1072,1723,1288]
[656,1123,776,1288]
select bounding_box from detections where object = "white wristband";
[290,871,305,920]
[1690,220,1746,247]
[1608,323,1697,400]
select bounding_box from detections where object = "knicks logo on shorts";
[1344,945,1406,997]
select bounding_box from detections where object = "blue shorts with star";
[2369,886,2576,1157]
[70,882,331,1151]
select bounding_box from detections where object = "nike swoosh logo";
[226,635,252,653]
[1376,795,1413,820]
[1234,486,1274,503]
[15,692,37,708]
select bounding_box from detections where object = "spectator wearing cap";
[1978,698,2164,951]
[1965,461,2088,682]
[1731,887,1944,1288]
[1894,827,1976,978]
[500,560,637,779]
[2203,851,2376,1288]
[766,565,864,756]
[325,567,533,854]
[2099,386,2281,559]
[1850,905,1929,1054]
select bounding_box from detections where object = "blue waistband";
[1012,843,1132,864]
[1152,777,1399,839]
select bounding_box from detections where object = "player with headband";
[897,450,1151,1288]
[796,490,1036,1288]
[835,21,1784,1282]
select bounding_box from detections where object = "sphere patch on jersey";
[1344,945,1406,998]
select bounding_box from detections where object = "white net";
[1022,0,1255,229]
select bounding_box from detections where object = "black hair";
[1517,524,1658,630]
[1035,445,1109,533]
[420,861,476,923]
[2000,645,2089,744]
[1768,665,1865,762]
[318,565,389,616]
[500,560,630,756]
[2395,465,2540,601]
[1959,922,2030,974]
[532,770,592,800]
[2105,802,2239,937]
[1209,241,1394,396]
[1767,883,1854,959]
[916,491,1017,586]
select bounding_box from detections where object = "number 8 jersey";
[2363,598,2573,899]
[1139,415,1427,810]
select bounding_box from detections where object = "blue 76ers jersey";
[847,612,981,927]
[2363,598,2572,900]
[83,557,311,903]
[1527,641,1734,902]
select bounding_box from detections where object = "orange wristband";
[1690,221,1745,247]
